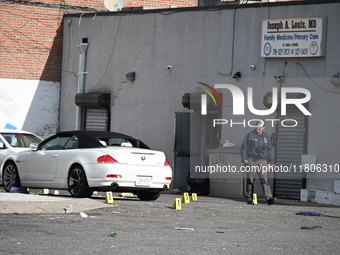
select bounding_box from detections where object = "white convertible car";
[1,131,172,200]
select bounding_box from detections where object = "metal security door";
[173,112,211,194]
[274,110,308,198]
[173,112,191,191]
[84,108,109,131]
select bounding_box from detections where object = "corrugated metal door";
[274,110,307,198]
[84,108,109,131]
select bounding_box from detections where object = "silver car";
[1,130,172,200]
[0,129,43,183]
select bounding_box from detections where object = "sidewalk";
[0,192,112,214]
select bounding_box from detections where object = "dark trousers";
[245,159,273,201]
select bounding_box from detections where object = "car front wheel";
[68,165,92,198]
[2,162,21,192]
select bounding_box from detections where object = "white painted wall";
[0,79,60,139]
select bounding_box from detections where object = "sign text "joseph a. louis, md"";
[261,17,326,58]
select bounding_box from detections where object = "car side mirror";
[29,143,38,151]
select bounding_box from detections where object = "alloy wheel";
[3,163,20,192]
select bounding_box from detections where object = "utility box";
[334,180,340,193]
[208,147,243,196]
[300,189,308,202]
[301,154,317,167]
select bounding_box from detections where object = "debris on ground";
[296,212,321,216]
[64,204,73,214]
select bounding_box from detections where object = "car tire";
[2,162,21,192]
[68,165,93,198]
[136,191,160,201]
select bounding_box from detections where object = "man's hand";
[268,164,276,171]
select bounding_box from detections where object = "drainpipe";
[75,40,88,130]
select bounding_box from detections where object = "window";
[97,136,149,149]
[64,135,79,149]
[40,136,72,150]
[1,133,42,148]
[99,137,133,147]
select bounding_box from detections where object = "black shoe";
[247,199,254,205]
[267,197,277,205]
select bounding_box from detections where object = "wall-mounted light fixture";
[232,72,241,79]
[274,76,284,82]
[330,73,340,87]
[125,72,136,81]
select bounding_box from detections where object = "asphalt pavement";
[1,189,340,255]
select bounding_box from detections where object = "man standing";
[240,121,277,205]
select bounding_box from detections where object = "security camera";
[167,65,173,70]
[250,65,256,70]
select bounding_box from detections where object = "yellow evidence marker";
[191,193,198,201]
[252,193,258,205]
[42,189,49,195]
[105,191,114,204]
[173,198,182,210]
[182,192,190,204]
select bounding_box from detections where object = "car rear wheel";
[136,191,160,201]
[2,162,21,192]
[68,165,92,198]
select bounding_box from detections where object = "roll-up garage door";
[85,108,109,131]
[274,110,308,198]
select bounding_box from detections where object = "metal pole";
[75,43,88,130]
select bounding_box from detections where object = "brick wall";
[0,0,297,83]
[0,1,101,82]
[124,0,196,8]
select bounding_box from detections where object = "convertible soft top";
[44,130,150,149]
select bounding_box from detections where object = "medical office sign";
[261,17,326,57]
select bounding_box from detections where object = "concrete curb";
[0,193,112,214]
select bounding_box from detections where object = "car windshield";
[1,133,42,148]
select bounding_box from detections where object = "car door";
[25,136,71,181]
